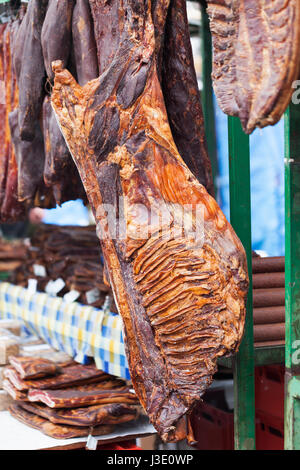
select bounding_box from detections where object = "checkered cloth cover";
[0,282,130,380]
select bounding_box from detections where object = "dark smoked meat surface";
[9,403,115,439]
[13,0,48,141]
[4,364,111,391]
[17,401,139,427]
[27,387,138,409]
[51,0,248,442]
[8,356,61,380]
[42,95,86,206]
[206,0,300,134]
[161,0,214,195]
[72,0,99,86]
[41,0,75,82]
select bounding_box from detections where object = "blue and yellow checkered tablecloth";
[0,282,130,380]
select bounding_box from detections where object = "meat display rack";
[198,1,299,450]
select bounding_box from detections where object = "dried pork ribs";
[9,404,115,439]
[41,0,75,82]
[206,0,300,134]
[19,401,139,427]
[161,0,214,195]
[13,0,48,141]
[52,1,248,442]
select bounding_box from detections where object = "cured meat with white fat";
[28,387,138,409]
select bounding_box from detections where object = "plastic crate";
[191,401,234,450]
[97,439,142,450]
[255,365,284,419]
[191,402,284,450]
[256,411,284,450]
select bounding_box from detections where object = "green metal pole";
[284,103,300,450]
[200,5,218,197]
[228,116,255,450]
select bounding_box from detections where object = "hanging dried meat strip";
[9,404,115,439]
[8,356,61,380]
[42,95,86,206]
[28,387,138,409]
[206,0,300,134]
[161,0,214,194]
[0,24,10,211]
[41,0,75,82]
[51,0,248,443]
[9,108,46,203]
[13,0,48,141]
[0,24,7,210]
[4,364,110,391]
[72,0,99,86]
[1,20,27,223]
[19,401,139,427]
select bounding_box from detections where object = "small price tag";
[86,434,98,451]
[22,344,52,352]
[33,264,47,277]
[85,288,100,305]
[45,278,65,296]
[27,279,37,294]
[63,290,80,304]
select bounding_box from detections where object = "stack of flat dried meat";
[4,356,140,439]
[0,237,26,273]
[206,0,300,134]
[11,224,115,310]
[51,0,248,443]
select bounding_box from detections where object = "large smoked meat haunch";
[206,0,300,134]
[51,0,248,443]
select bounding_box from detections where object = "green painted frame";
[200,5,256,449]
[228,117,255,450]
[284,102,300,450]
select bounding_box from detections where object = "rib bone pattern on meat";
[51,0,248,442]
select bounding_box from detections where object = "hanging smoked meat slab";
[51,0,248,442]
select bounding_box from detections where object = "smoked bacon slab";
[9,404,115,439]
[51,0,248,443]
[17,401,139,427]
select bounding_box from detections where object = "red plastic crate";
[256,411,284,450]
[191,401,234,450]
[255,365,284,419]
[191,402,284,450]
[97,439,142,450]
